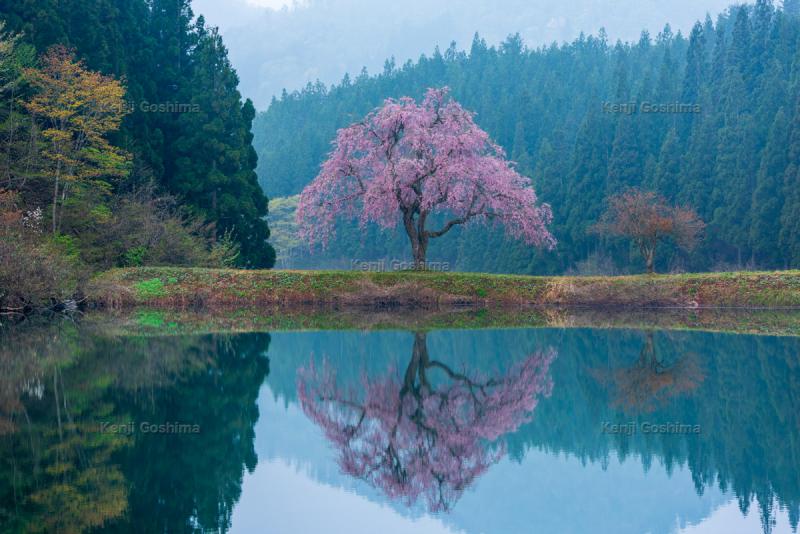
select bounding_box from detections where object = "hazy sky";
[245,0,298,7]
[192,0,736,109]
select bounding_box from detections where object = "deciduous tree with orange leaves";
[23,45,130,234]
[593,188,705,274]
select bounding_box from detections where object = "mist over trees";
[196,0,733,109]
[255,1,800,274]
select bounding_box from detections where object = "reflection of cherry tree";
[594,332,704,414]
[298,332,555,512]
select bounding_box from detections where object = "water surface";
[1,315,798,533]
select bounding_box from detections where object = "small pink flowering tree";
[297,332,555,512]
[297,88,555,268]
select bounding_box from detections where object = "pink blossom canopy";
[297,88,555,253]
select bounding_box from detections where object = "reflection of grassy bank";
[91,267,800,310]
[87,307,800,337]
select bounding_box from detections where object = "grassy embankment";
[90,267,800,310]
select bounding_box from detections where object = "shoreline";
[78,307,800,338]
[88,267,800,310]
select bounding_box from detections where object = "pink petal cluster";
[297,348,555,512]
[297,88,555,251]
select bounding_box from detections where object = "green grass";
[91,267,800,310]
[133,278,166,299]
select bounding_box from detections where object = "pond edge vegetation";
[77,306,800,338]
[89,267,800,311]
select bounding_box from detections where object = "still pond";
[1,314,798,533]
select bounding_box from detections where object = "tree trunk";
[403,210,429,270]
[52,159,62,235]
[52,174,59,235]
[639,242,656,274]
[412,236,429,270]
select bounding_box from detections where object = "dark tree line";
[0,0,276,268]
[256,1,800,273]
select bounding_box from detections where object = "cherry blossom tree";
[297,332,555,511]
[297,88,555,268]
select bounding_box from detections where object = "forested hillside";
[255,1,800,273]
[199,0,732,108]
[0,0,275,268]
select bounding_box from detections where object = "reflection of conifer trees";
[105,333,271,533]
[508,329,800,534]
[298,332,555,511]
[0,324,271,533]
